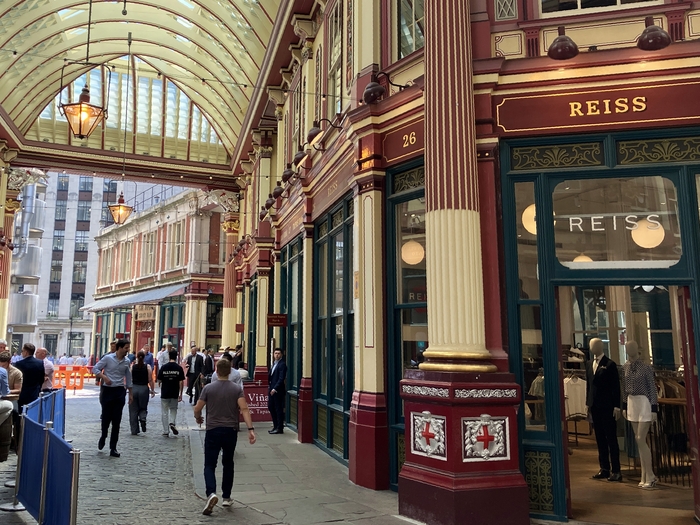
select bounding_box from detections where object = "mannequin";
[622,341,658,489]
[586,338,622,482]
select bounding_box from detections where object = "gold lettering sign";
[569,97,647,117]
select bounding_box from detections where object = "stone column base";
[349,391,389,490]
[296,377,314,443]
[252,365,269,386]
[399,370,530,525]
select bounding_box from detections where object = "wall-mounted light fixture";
[272,181,285,199]
[547,26,579,60]
[307,118,343,147]
[293,145,309,167]
[637,16,671,51]
[362,71,411,104]
[281,163,295,184]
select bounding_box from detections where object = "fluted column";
[221,212,240,346]
[419,0,495,374]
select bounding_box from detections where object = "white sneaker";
[203,493,218,515]
[222,498,232,507]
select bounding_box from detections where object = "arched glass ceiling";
[0,0,281,163]
[28,59,229,164]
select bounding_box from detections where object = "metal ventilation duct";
[8,292,38,331]
[11,245,41,285]
[29,199,45,237]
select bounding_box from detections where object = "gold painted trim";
[422,350,492,360]
[496,80,700,133]
[419,363,498,373]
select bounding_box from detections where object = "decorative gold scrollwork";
[524,450,554,513]
[222,219,240,233]
[512,143,604,171]
[617,137,700,165]
[393,167,425,193]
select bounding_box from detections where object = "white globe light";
[573,254,593,263]
[521,204,537,235]
[401,240,425,265]
[631,218,665,249]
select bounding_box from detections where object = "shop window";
[55,200,67,220]
[398,0,425,59]
[515,182,539,300]
[281,238,303,396]
[551,176,681,269]
[541,0,657,15]
[521,304,546,431]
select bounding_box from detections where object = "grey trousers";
[129,384,150,434]
[161,398,178,434]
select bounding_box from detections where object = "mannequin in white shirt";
[622,341,657,489]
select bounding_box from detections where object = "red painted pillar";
[398,2,529,524]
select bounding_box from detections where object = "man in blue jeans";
[193,358,256,515]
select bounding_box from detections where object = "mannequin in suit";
[586,338,622,482]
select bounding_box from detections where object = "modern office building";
[1,1,700,524]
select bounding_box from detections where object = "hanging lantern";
[108,192,133,225]
[59,86,106,139]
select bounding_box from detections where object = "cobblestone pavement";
[0,384,410,525]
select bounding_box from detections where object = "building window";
[398,0,425,59]
[541,0,655,14]
[57,174,69,190]
[75,230,89,252]
[206,302,222,332]
[327,1,343,115]
[168,221,185,269]
[50,260,62,283]
[53,229,65,251]
[70,294,84,319]
[77,201,91,221]
[101,202,114,225]
[281,237,304,427]
[47,293,60,317]
[55,200,67,220]
[495,0,518,20]
[103,179,117,193]
[68,331,84,355]
[79,176,93,192]
[73,260,87,283]
[101,248,112,286]
[44,334,58,356]
[142,232,156,275]
[120,241,132,281]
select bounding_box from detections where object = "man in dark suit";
[586,338,622,482]
[185,345,204,404]
[267,348,287,434]
[13,343,45,408]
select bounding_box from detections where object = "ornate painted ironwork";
[410,411,447,460]
[402,385,450,398]
[7,167,46,190]
[511,143,603,171]
[524,450,555,513]
[462,415,509,462]
[455,388,517,399]
[617,137,700,165]
[393,167,425,193]
[207,190,240,213]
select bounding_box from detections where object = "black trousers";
[268,391,285,430]
[591,407,620,473]
[100,386,126,450]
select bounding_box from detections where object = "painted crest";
[410,411,447,461]
[462,414,510,462]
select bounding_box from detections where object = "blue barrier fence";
[0,388,79,524]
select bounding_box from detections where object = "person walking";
[93,339,133,457]
[129,350,155,435]
[158,349,185,437]
[201,347,215,386]
[35,347,54,393]
[210,352,243,388]
[231,344,244,371]
[185,345,204,404]
[267,348,287,434]
[194,358,256,515]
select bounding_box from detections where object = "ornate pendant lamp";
[58,0,111,140]
[108,192,133,224]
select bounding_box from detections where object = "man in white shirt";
[36,347,54,393]
[210,353,243,389]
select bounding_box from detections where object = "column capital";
[352,173,385,196]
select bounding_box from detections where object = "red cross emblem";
[421,421,436,443]
[476,425,495,449]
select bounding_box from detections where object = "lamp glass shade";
[521,204,537,235]
[293,148,308,166]
[401,240,425,265]
[573,254,593,263]
[631,218,665,249]
[108,192,133,225]
[60,87,106,139]
[308,123,324,147]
